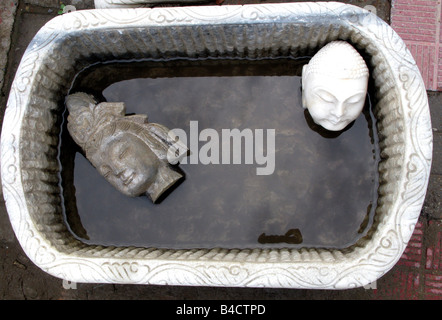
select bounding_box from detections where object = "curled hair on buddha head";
[303,41,369,80]
[66,92,125,153]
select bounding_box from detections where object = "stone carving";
[0,3,432,289]
[66,92,187,202]
[302,41,369,131]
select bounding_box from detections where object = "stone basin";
[0,2,433,289]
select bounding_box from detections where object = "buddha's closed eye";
[345,93,365,105]
[315,89,336,103]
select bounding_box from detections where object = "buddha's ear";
[302,95,307,110]
[301,64,307,90]
[301,65,308,109]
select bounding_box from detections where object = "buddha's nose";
[109,163,125,177]
[115,168,126,178]
[331,102,345,118]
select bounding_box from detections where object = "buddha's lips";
[328,118,341,125]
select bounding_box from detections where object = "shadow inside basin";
[60,57,380,249]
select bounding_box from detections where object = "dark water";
[61,58,379,249]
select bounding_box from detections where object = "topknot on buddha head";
[302,41,369,81]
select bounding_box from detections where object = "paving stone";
[0,1,18,96]
[24,0,113,9]
[423,220,442,299]
[391,0,442,91]
[427,91,441,131]
[24,0,59,7]
[398,221,425,268]
[423,174,442,220]
[425,220,441,270]
[424,273,442,299]
[432,133,442,175]
[63,0,95,9]
[374,268,421,299]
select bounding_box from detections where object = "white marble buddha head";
[302,41,369,131]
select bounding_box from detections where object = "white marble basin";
[0,3,432,289]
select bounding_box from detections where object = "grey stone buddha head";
[66,92,187,203]
[302,41,369,131]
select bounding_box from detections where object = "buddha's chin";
[114,179,151,198]
[316,119,349,132]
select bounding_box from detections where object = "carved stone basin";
[1,3,432,289]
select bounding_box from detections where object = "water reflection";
[304,109,355,139]
[60,58,379,249]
